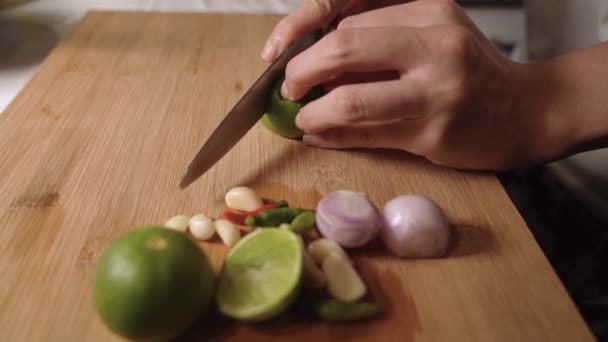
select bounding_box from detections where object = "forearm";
[518,42,608,162]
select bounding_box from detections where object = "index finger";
[261,0,350,61]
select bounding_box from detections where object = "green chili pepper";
[245,208,307,227]
[277,200,289,208]
[317,300,382,322]
[289,211,316,234]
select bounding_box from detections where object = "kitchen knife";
[179,29,322,189]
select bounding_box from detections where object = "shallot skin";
[381,195,451,258]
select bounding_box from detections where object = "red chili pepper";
[223,203,279,226]
[249,203,280,215]
[223,208,247,225]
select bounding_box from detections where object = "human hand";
[277,0,560,171]
[261,0,404,62]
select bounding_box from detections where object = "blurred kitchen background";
[0,0,526,113]
[1,0,607,339]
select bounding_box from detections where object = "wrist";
[510,58,602,165]
[521,48,608,163]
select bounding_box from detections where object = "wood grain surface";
[0,11,594,342]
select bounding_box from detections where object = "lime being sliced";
[260,75,324,139]
[216,229,303,322]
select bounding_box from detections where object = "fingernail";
[280,81,290,99]
[302,134,322,146]
[295,111,304,128]
[261,40,278,61]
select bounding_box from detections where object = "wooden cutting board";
[0,11,594,342]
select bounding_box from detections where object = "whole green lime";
[94,226,215,341]
[261,76,324,139]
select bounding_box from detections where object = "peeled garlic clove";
[308,238,352,265]
[215,219,241,247]
[302,248,326,288]
[189,214,215,240]
[322,252,366,302]
[164,215,189,232]
[224,186,264,212]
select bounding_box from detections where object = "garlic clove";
[224,187,264,212]
[189,214,215,240]
[308,238,352,265]
[322,252,366,302]
[164,215,189,233]
[302,248,326,288]
[215,219,241,247]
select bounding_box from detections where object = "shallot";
[316,191,381,248]
[381,195,451,258]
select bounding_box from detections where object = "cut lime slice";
[216,229,303,322]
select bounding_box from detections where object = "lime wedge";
[216,229,303,322]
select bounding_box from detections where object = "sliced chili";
[223,208,247,226]
[223,203,280,226]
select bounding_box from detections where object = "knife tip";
[178,175,194,189]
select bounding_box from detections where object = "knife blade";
[179,30,322,189]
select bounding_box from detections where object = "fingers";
[337,1,446,29]
[284,27,422,100]
[337,0,485,40]
[261,0,350,61]
[322,71,400,93]
[295,79,426,134]
[302,124,409,150]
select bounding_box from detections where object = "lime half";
[216,229,303,322]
